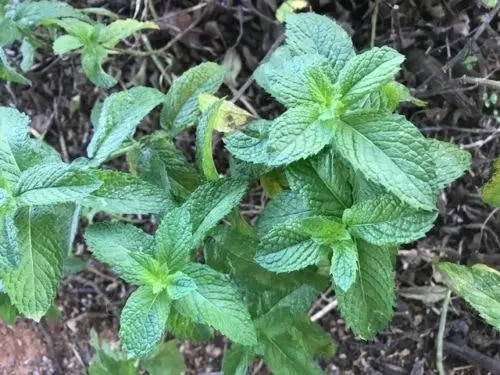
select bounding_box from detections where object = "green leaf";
[285,13,355,80]
[428,139,471,192]
[336,240,395,339]
[20,38,35,72]
[196,100,223,181]
[255,54,334,108]
[338,46,405,104]
[286,149,353,218]
[13,1,84,26]
[174,263,257,345]
[186,178,248,245]
[301,216,351,246]
[333,113,436,210]
[266,105,331,166]
[256,190,311,235]
[222,344,255,375]
[119,286,170,358]
[87,87,165,166]
[483,158,500,207]
[53,34,84,55]
[0,19,22,45]
[438,263,500,330]
[166,310,213,342]
[14,163,101,206]
[262,334,323,375]
[160,62,225,134]
[0,293,18,324]
[343,194,438,245]
[167,272,197,300]
[256,220,322,273]
[81,170,172,215]
[141,340,186,375]
[85,222,158,285]
[330,240,357,292]
[0,203,19,270]
[155,207,192,272]
[0,49,31,85]
[3,204,76,320]
[98,19,158,48]
[291,314,336,358]
[88,330,137,375]
[48,18,95,44]
[224,119,272,165]
[81,45,117,88]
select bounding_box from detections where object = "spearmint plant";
[0,0,156,87]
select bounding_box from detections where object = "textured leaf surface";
[224,120,272,165]
[186,178,248,245]
[287,149,353,218]
[0,203,19,270]
[256,221,321,273]
[343,194,437,245]
[15,163,101,206]
[160,62,225,134]
[174,263,257,345]
[3,205,75,320]
[336,240,394,339]
[167,272,197,300]
[255,54,334,108]
[483,158,500,207]
[438,263,500,330]
[338,46,404,104]
[81,170,172,214]
[256,190,311,235]
[266,105,331,166]
[334,114,436,210]
[222,344,255,375]
[85,222,157,285]
[120,286,170,358]
[141,340,186,375]
[330,240,358,292]
[285,13,355,80]
[428,139,471,192]
[87,87,165,166]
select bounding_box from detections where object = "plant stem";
[461,75,500,90]
[436,290,452,375]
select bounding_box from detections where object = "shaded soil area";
[1,0,500,374]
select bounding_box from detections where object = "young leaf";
[256,220,322,273]
[0,49,31,85]
[255,54,334,108]
[186,178,248,245]
[166,272,197,300]
[266,105,332,166]
[20,38,35,72]
[81,170,172,214]
[333,113,436,210]
[337,46,405,104]
[330,240,358,292]
[286,149,353,218]
[85,222,158,285]
[160,62,225,134]
[256,190,311,235]
[262,334,323,375]
[98,19,158,48]
[87,87,165,166]
[53,34,84,55]
[285,13,355,80]
[174,263,257,345]
[343,194,438,245]
[427,139,471,191]
[301,217,351,246]
[141,340,186,375]
[196,100,223,181]
[336,240,395,339]
[14,163,102,206]
[155,207,192,272]
[483,158,500,207]
[3,204,76,320]
[222,344,255,375]
[224,119,272,165]
[81,45,117,88]
[438,263,500,330]
[120,286,170,358]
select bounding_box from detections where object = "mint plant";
[0,0,155,87]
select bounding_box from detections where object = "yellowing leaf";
[276,0,308,23]
[482,158,500,207]
[198,93,254,133]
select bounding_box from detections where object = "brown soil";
[1,0,500,374]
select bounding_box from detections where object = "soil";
[1,0,500,374]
